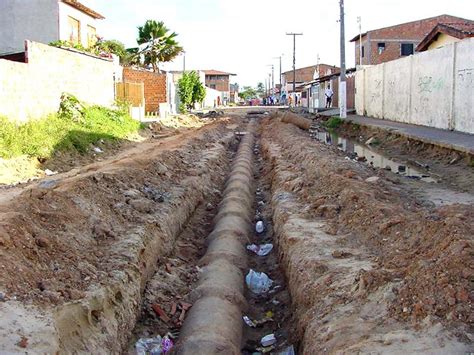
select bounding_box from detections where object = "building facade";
[350,14,473,65]
[203,70,236,104]
[0,0,104,55]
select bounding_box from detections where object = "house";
[203,70,236,104]
[0,0,104,55]
[350,14,474,65]
[416,23,474,51]
[304,68,356,113]
[282,64,339,104]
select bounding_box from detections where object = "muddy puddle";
[309,128,436,183]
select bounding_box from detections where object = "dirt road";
[0,110,472,354]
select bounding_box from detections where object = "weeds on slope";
[0,94,142,159]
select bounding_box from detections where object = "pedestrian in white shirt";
[325,85,334,108]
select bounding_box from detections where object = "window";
[87,25,97,48]
[377,42,385,54]
[401,43,414,56]
[210,84,216,89]
[67,16,80,45]
[361,45,365,58]
[302,91,307,99]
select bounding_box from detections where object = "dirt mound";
[0,121,237,353]
[261,116,473,352]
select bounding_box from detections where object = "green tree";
[256,82,265,97]
[134,20,183,72]
[238,86,257,101]
[93,39,127,62]
[177,71,206,112]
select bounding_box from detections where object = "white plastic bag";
[245,269,273,294]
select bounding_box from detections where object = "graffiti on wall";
[417,76,444,93]
[457,68,473,87]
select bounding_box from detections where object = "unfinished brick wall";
[123,67,167,113]
[354,15,474,65]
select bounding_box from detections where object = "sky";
[83,0,473,88]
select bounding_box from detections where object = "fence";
[115,82,145,120]
[355,37,473,134]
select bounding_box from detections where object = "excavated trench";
[125,116,298,354]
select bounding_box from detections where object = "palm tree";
[135,20,183,72]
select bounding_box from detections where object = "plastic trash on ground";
[246,243,273,256]
[256,221,265,233]
[135,334,173,355]
[243,315,257,327]
[261,333,277,347]
[246,269,273,294]
[242,312,274,328]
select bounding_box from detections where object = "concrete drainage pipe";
[175,123,256,354]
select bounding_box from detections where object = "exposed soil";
[261,114,473,353]
[0,117,240,353]
[0,109,472,354]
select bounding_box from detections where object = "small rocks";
[205,203,213,211]
[332,250,352,258]
[0,292,5,302]
[155,163,168,175]
[365,176,380,183]
[35,237,49,248]
[128,199,155,213]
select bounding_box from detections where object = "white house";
[0,0,104,55]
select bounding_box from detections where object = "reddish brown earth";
[261,114,473,353]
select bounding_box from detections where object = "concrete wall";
[355,37,474,134]
[0,0,59,54]
[0,40,117,122]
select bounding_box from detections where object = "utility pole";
[267,64,274,95]
[339,0,347,118]
[286,33,303,103]
[183,51,186,72]
[357,16,362,66]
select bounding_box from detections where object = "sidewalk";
[320,110,474,155]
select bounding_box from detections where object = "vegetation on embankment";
[0,95,141,160]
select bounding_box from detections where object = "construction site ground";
[0,109,472,354]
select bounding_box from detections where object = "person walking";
[325,85,334,108]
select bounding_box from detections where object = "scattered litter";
[135,334,174,355]
[256,345,275,353]
[255,221,265,233]
[242,312,274,328]
[38,180,58,189]
[276,345,296,355]
[243,315,257,327]
[44,169,57,176]
[246,269,273,294]
[247,243,273,256]
[261,334,277,347]
[258,200,265,207]
[93,146,103,153]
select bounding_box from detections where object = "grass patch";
[0,98,142,160]
[323,116,343,129]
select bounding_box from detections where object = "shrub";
[324,116,343,129]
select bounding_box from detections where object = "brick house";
[350,14,474,65]
[122,67,167,113]
[203,70,236,103]
[0,0,104,55]
[416,23,474,51]
[282,64,339,103]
